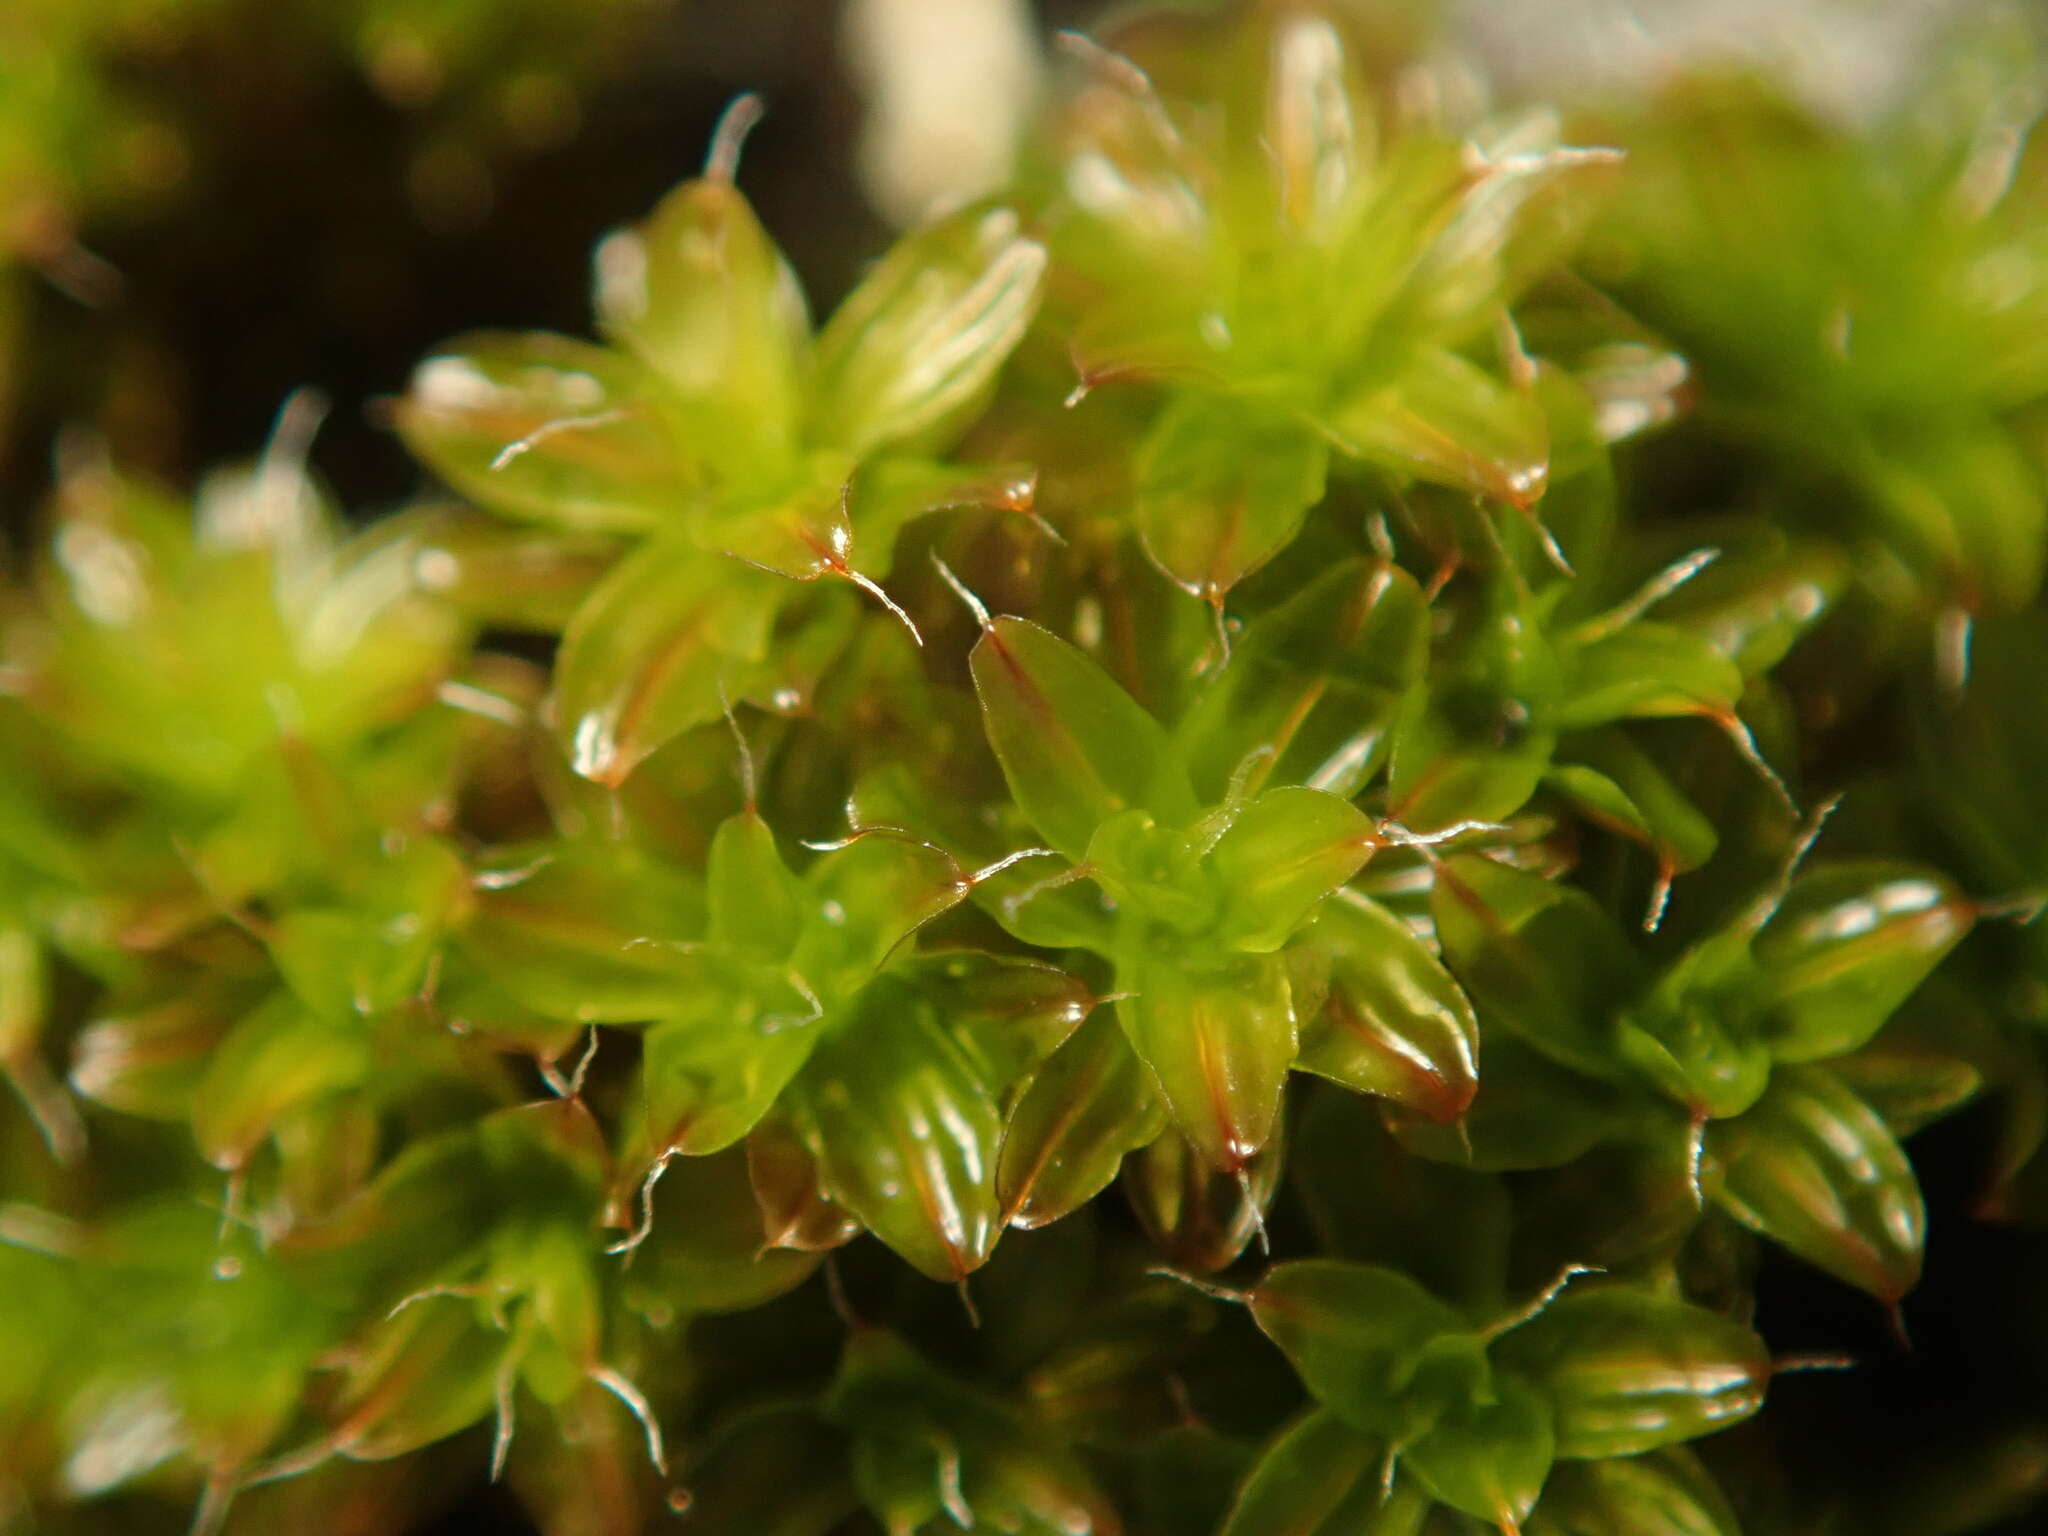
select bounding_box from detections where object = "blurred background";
[0,0,1981,545]
[0,0,1069,542]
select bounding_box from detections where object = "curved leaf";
[1547,731,1718,888]
[616,1147,818,1316]
[1432,854,1643,1084]
[909,953,1097,1112]
[1118,945,1295,1172]
[793,834,974,1004]
[828,1331,1121,1535]
[593,177,809,463]
[1529,1449,1740,1536]
[971,615,1197,861]
[1208,787,1378,953]
[1123,1121,1283,1274]
[376,508,620,633]
[1872,418,2047,614]
[1658,536,1847,679]
[1493,1288,1769,1459]
[1753,862,1973,1064]
[457,841,706,1023]
[795,979,1004,1282]
[1248,1260,1473,1440]
[328,1296,506,1462]
[1709,1064,1925,1300]
[998,1010,1167,1229]
[1177,555,1428,803]
[707,810,804,962]
[398,332,687,533]
[1828,1041,1983,1139]
[1296,893,1479,1123]
[1404,1372,1556,1532]
[749,1112,861,1254]
[1326,346,1549,510]
[1136,394,1330,600]
[1558,622,1745,730]
[69,989,239,1121]
[1221,1409,1431,1536]
[1389,579,1561,831]
[810,205,1047,458]
[554,540,780,785]
[191,997,368,1172]
[632,966,825,1161]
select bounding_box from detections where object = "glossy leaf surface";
[398,332,687,534]
[998,1010,1167,1230]
[1753,862,1973,1063]
[971,616,1196,862]
[1710,1064,1925,1300]
[1117,946,1295,1172]
[553,539,779,784]
[1493,1288,1770,1459]
[1432,854,1642,1083]
[1175,556,1427,803]
[1123,1122,1283,1274]
[593,176,809,460]
[810,205,1048,459]
[1206,787,1377,953]
[633,966,824,1159]
[794,977,1004,1281]
[1295,893,1480,1123]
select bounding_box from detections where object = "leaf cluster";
[5,6,2048,1534]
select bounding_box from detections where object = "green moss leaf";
[1123,1122,1283,1274]
[1753,862,1974,1064]
[1404,1371,1556,1531]
[593,178,809,466]
[632,965,824,1160]
[794,978,1004,1282]
[1528,1449,1740,1536]
[553,540,779,784]
[1248,1259,1472,1441]
[810,205,1047,459]
[1175,555,1427,804]
[1709,1063,1925,1300]
[997,1009,1167,1230]
[1492,1288,1770,1460]
[398,331,689,534]
[1432,854,1643,1085]
[971,616,1196,862]
[190,996,369,1173]
[1325,346,1549,511]
[1294,893,1480,1123]
[1116,945,1294,1172]
[1220,1409,1430,1536]
[1135,394,1329,601]
[1207,787,1378,954]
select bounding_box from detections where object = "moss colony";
[6,4,2048,1534]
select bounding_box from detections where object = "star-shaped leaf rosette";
[1031,9,1620,611]
[924,556,1482,1230]
[397,101,1048,785]
[1226,1263,1769,1534]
